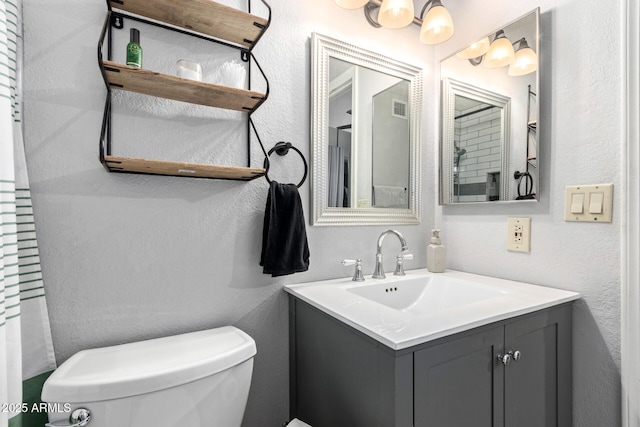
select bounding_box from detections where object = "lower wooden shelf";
[103,155,265,181]
[102,61,266,112]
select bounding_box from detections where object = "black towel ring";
[263,141,308,188]
[514,170,536,200]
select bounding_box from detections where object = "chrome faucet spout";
[376,229,408,254]
[373,229,410,279]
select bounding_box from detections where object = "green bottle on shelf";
[126,28,142,68]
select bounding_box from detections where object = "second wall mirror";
[310,33,423,226]
[440,8,539,205]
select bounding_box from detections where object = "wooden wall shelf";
[104,156,266,180]
[109,0,268,48]
[99,0,271,182]
[103,61,265,112]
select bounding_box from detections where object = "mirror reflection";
[454,97,501,202]
[440,9,539,205]
[443,79,511,203]
[311,33,422,226]
[327,58,353,208]
[372,80,411,209]
[328,58,410,209]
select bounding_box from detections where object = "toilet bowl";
[41,326,256,427]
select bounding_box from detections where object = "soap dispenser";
[427,229,446,273]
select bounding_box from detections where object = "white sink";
[284,269,580,350]
[345,276,508,315]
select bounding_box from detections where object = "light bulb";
[508,40,538,76]
[419,3,454,45]
[483,31,515,68]
[456,37,491,59]
[378,0,414,29]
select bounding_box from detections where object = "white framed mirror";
[439,8,539,205]
[310,33,423,226]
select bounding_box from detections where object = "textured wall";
[23,0,623,425]
[434,1,623,426]
[22,1,432,426]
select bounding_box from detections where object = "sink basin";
[346,279,429,311]
[345,276,508,314]
[284,269,580,350]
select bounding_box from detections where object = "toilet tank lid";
[42,326,256,403]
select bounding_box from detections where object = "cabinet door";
[504,307,572,427]
[414,326,505,427]
[291,299,414,427]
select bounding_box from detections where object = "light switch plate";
[564,184,613,222]
[507,217,531,253]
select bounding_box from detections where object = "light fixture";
[378,0,414,29]
[508,38,538,76]
[456,37,491,59]
[483,30,515,68]
[334,0,369,10]
[459,32,537,76]
[334,0,454,45]
[419,0,454,45]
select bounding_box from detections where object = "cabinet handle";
[497,351,522,367]
[510,350,522,362]
[497,353,512,366]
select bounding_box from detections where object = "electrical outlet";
[507,217,531,253]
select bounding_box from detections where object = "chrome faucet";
[372,229,412,279]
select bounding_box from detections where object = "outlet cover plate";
[507,217,531,253]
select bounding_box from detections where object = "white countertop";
[284,269,580,350]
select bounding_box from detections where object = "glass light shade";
[483,34,515,68]
[334,0,369,9]
[419,5,454,44]
[508,44,538,76]
[378,0,415,29]
[456,37,491,59]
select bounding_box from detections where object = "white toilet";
[41,326,256,427]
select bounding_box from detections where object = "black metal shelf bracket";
[97,0,273,178]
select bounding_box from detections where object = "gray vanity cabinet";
[503,308,572,427]
[289,296,572,427]
[413,326,505,426]
[413,307,572,427]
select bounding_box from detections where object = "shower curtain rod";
[455,104,494,120]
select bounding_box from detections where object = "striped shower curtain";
[0,1,56,426]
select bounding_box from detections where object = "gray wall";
[22,1,432,426]
[434,1,623,426]
[23,0,622,426]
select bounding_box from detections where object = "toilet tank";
[42,326,256,427]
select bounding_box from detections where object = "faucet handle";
[342,259,365,282]
[394,253,413,276]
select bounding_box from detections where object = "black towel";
[260,181,310,277]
